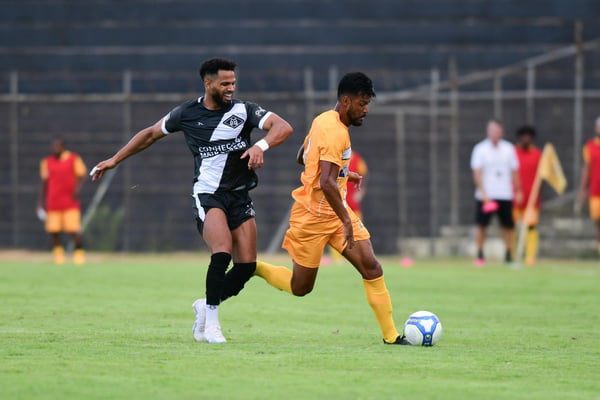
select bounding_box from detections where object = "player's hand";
[90,158,118,181]
[342,220,355,250]
[348,171,363,190]
[514,190,524,206]
[241,146,264,170]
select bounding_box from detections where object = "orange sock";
[73,249,86,265]
[254,260,292,294]
[52,246,65,265]
[363,276,399,343]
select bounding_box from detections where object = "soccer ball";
[403,311,442,346]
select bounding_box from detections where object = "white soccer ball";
[403,310,442,346]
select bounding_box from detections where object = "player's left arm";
[510,147,523,204]
[320,160,355,250]
[241,113,293,170]
[73,156,87,199]
[512,169,523,205]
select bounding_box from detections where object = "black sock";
[221,262,256,302]
[477,249,484,259]
[205,252,231,306]
[505,249,512,263]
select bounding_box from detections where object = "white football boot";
[204,322,227,344]
[192,298,207,342]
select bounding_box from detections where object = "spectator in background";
[579,116,600,259]
[470,119,522,266]
[38,138,87,265]
[513,126,542,266]
[322,151,368,264]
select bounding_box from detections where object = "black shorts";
[475,200,514,228]
[193,190,255,234]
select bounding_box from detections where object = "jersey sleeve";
[74,155,87,177]
[356,157,368,176]
[583,144,590,163]
[244,101,272,130]
[318,127,348,167]
[161,104,184,135]
[40,159,48,180]
[470,144,483,170]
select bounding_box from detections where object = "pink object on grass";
[400,257,414,267]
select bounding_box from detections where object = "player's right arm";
[472,169,490,203]
[90,119,166,181]
[320,160,354,250]
[37,159,48,210]
[579,145,590,204]
[470,144,490,203]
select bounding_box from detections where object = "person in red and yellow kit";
[513,126,542,265]
[579,117,600,258]
[38,138,87,264]
[254,72,410,345]
[346,151,368,220]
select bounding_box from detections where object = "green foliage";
[84,205,125,252]
[0,255,599,400]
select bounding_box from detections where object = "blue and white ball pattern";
[404,311,442,346]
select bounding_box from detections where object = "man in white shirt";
[470,119,523,266]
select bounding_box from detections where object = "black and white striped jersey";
[161,97,272,194]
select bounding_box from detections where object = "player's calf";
[220,262,256,301]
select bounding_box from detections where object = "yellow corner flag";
[538,143,567,195]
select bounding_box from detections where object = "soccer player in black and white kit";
[91,58,293,343]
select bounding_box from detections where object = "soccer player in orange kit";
[254,72,409,345]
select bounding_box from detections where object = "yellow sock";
[73,249,86,265]
[255,260,292,294]
[52,246,65,265]
[597,242,600,257]
[362,276,399,343]
[525,228,539,265]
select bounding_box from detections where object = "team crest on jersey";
[223,115,245,129]
[255,106,267,117]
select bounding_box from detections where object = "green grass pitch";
[1,253,599,400]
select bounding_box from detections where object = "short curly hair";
[199,58,237,79]
[337,72,376,99]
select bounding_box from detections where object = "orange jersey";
[40,151,87,211]
[583,137,600,197]
[292,110,352,217]
[514,145,542,208]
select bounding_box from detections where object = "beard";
[210,90,232,109]
[350,114,366,126]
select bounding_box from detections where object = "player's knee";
[362,260,383,280]
[291,280,314,297]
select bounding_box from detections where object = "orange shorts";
[512,207,539,226]
[45,209,81,233]
[590,197,600,220]
[282,202,370,268]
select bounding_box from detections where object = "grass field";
[1,252,599,400]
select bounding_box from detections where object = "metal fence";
[2,27,600,254]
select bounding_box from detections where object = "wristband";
[255,138,270,152]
